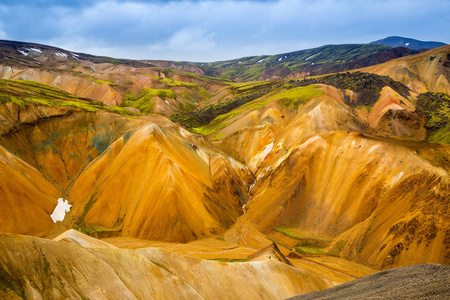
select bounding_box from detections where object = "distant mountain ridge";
[150,44,422,82]
[0,38,432,82]
[371,36,447,50]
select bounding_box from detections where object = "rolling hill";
[371,36,447,50]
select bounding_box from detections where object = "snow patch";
[18,50,28,56]
[55,52,68,58]
[405,43,410,46]
[257,58,265,63]
[50,198,71,223]
[165,100,170,104]
[71,52,80,57]
[305,52,321,61]
[278,55,287,62]
[29,47,42,53]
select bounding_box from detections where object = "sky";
[0,0,449,62]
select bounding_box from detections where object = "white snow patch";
[311,63,314,65]
[50,198,71,223]
[351,141,356,147]
[257,58,265,63]
[238,61,242,64]
[278,55,287,62]
[29,47,42,53]
[165,100,170,104]
[18,50,28,56]
[71,52,80,57]
[55,52,68,58]
[305,52,321,61]
[405,43,410,46]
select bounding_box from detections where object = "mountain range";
[0,36,449,299]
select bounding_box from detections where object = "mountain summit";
[371,36,447,50]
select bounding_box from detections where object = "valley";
[0,39,449,299]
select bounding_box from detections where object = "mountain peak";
[370,36,447,50]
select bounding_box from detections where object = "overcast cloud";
[0,0,448,62]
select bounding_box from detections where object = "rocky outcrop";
[289,264,450,300]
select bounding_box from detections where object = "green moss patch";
[191,85,324,136]
[416,92,450,144]
[0,79,130,115]
[121,88,176,114]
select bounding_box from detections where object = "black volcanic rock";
[288,264,450,300]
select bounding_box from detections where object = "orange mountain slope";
[70,124,253,242]
[362,45,450,94]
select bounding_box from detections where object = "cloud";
[0,0,449,61]
[147,28,216,60]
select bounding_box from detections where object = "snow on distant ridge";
[29,47,42,53]
[305,52,321,61]
[55,52,68,58]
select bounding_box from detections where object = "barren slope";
[362,45,450,94]
[0,233,349,300]
[242,132,450,268]
[70,124,253,242]
[0,147,60,236]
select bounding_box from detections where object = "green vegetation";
[272,226,330,255]
[323,71,410,107]
[198,44,391,81]
[0,79,131,115]
[171,81,323,134]
[416,92,450,144]
[92,78,117,86]
[77,224,118,235]
[273,226,306,240]
[177,85,323,136]
[293,246,325,255]
[275,85,325,109]
[171,71,408,137]
[121,88,176,114]
[228,81,281,95]
[160,77,197,88]
[170,80,289,129]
